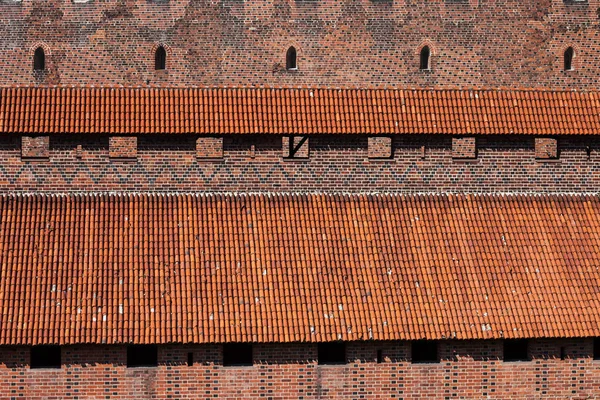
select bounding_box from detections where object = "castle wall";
[0,339,598,399]
[1,0,599,88]
[2,134,599,193]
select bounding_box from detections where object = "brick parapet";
[2,134,600,193]
[0,339,598,399]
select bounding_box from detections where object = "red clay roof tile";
[1,87,600,135]
[0,193,599,344]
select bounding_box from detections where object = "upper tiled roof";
[1,192,600,345]
[1,87,599,135]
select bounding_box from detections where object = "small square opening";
[127,345,158,367]
[223,343,253,366]
[503,339,529,362]
[318,342,346,365]
[593,338,600,360]
[30,345,61,369]
[411,340,439,363]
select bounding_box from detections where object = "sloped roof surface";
[1,192,600,345]
[1,87,599,135]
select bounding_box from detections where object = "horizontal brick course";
[0,134,598,192]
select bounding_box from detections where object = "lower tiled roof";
[1,87,599,135]
[1,193,600,345]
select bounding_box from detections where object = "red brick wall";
[452,136,476,159]
[197,136,224,159]
[0,0,598,88]
[1,134,598,192]
[536,137,559,159]
[21,136,49,159]
[368,136,393,159]
[109,136,137,159]
[0,339,598,399]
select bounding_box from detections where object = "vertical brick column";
[368,136,393,159]
[196,137,224,159]
[282,136,310,159]
[21,136,49,160]
[109,136,137,159]
[535,138,558,160]
[452,137,476,159]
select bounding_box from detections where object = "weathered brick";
[282,136,309,159]
[452,137,476,159]
[0,338,595,399]
[109,136,137,159]
[0,1,595,90]
[535,137,558,159]
[21,136,49,160]
[368,136,393,159]
[0,135,598,192]
[196,136,223,159]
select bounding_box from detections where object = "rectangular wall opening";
[127,345,158,367]
[223,343,253,366]
[503,339,529,362]
[318,342,346,365]
[30,345,61,369]
[411,340,439,363]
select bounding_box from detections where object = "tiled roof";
[1,192,600,345]
[1,87,599,135]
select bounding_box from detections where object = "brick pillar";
[452,137,476,159]
[196,137,224,159]
[22,136,49,160]
[368,136,393,159]
[109,136,137,159]
[282,136,310,159]
[535,138,558,160]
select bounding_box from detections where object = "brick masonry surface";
[536,137,559,159]
[21,136,49,159]
[0,0,599,89]
[3,134,600,192]
[196,136,224,159]
[368,136,393,159]
[452,136,476,159]
[1,339,599,399]
[109,136,137,159]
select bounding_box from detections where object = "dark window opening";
[33,47,45,71]
[503,339,529,362]
[560,346,566,360]
[564,47,574,71]
[155,46,166,70]
[419,46,431,70]
[223,343,253,366]
[411,340,439,363]
[30,345,61,369]
[187,352,194,366]
[127,345,158,367]
[594,338,600,360]
[376,349,383,364]
[286,46,297,70]
[318,342,346,365]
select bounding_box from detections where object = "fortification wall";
[1,0,599,88]
[1,134,599,192]
[0,339,598,399]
